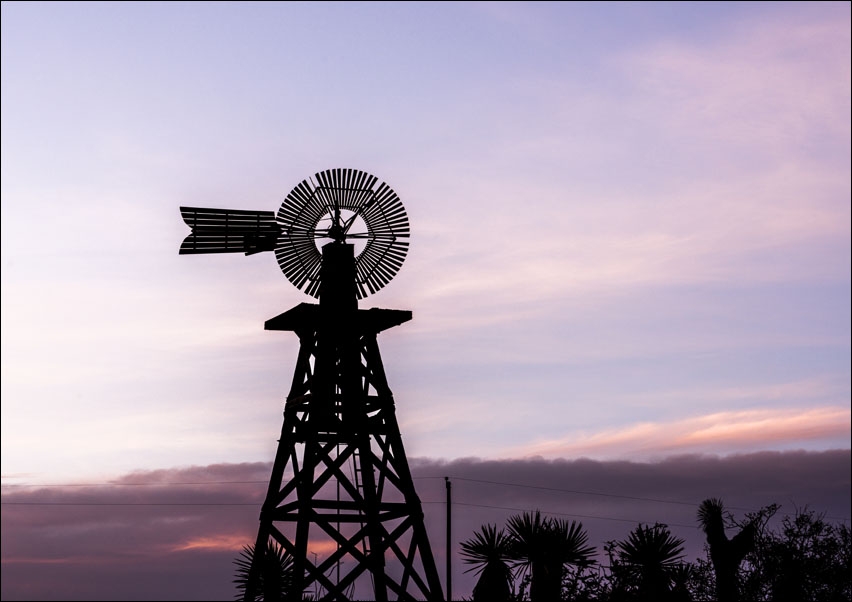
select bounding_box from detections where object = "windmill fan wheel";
[274,168,410,300]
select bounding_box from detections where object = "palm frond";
[460,523,514,601]
[550,518,596,566]
[233,539,294,601]
[506,510,547,563]
[618,523,685,569]
[460,523,514,576]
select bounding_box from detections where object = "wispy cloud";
[172,534,248,552]
[516,405,851,460]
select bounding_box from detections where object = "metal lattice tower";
[179,169,444,601]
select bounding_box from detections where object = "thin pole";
[337,445,341,587]
[311,552,318,599]
[445,476,452,602]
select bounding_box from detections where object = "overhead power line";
[3,476,848,523]
[426,476,703,507]
[415,475,851,522]
[0,501,258,506]
[0,499,697,527]
[449,501,700,530]
[0,480,268,487]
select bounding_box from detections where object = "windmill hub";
[327,223,345,241]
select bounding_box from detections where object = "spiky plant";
[669,562,696,602]
[550,517,596,566]
[616,523,685,601]
[460,523,514,601]
[233,539,294,602]
[506,511,595,602]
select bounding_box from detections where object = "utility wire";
[0,499,696,527]
[456,502,700,530]
[0,480,268,487]
[415,476,728,509]
[422,500,699,529]
[0,502,258,506]
[3,476,848,522]
[425,476,704,507]
[0,499,704,529]
[415,476,851,522]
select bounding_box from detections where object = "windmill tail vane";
[179,206,281,256]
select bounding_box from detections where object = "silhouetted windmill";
[180,169,444,601]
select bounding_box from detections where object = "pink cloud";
[516,405,851,459]
[172,534,249,552]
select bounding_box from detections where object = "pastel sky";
[2,2,850,599]
[2,1,850,482]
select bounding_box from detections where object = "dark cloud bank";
[2,449,849,601]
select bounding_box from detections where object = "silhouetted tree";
[560,563,610,602]
[460,523,515,601]
[612,523,686,602]
[697,498,757,602]
[507,511,595,602]
[688,556,719,602]
[233,539,294,602]
[742,507,851,602]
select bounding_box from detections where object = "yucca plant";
[460,523,515,601]
[506,511,595,602]
[697,497,757,602]
[233,539,294,602]
[616,523,685,601]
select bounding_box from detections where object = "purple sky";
[2,451,849,600]
[1,2,850,600]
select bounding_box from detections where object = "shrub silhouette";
[233,540,294,602]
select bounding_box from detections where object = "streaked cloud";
[172,534,248,552]
[516,405,851,460]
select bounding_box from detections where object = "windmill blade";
[274,169,410,299]
[179,207,281,255]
